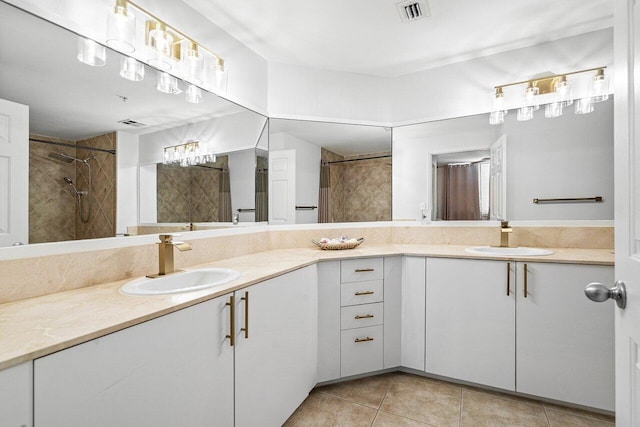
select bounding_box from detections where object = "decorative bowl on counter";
[312,237,364,250]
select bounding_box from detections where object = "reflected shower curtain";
[318,161,331,223]
[218,168,232,222]
[440,164,481,220]
[255,168,268,222]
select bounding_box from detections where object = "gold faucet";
[499,221,513,247]
[147,234,192,278]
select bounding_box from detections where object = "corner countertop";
[0,244,614,371]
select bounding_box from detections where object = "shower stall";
[29,134,117,243]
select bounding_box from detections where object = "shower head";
[48,152,75,163]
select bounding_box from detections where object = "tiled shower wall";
[156,156,229,223]
[28,133,117,243]
[322,149,392,222]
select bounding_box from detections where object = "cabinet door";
[235,265,318,427]
[516,263,614,411]
[400,256,425,371]
[317,261,341,382]
[34,295,234,427]
[0,361,32,427]
[384,256,402,368]
[426,258,515,391]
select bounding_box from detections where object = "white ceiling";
[184,0,613,77]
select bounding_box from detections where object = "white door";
[613,1,640,424]
[268,149,296,224]
[489,134,507,221]
[0,98,28,246]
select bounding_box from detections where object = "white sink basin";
[120,268,241,296]
[465,246,554,257]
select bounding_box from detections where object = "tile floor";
[284,372,614,427]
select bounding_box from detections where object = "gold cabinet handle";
[355,337,374,343]
[240,291,249,339]
[354,314,374,319]
[355,268,374,272]
[524,263,528,298]
[355,291,374,296]
[506,262,511,296]
[225,295,235,346]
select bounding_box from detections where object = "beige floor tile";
[315,373,396,408]
[379,373,462,427]
[546,407,615,427]
[372,411,435,426]
[283,392,377,427]
[544,403,615,423]
[460,388,549,427]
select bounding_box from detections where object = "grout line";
[543,404,552,427]
[458,387,463,427]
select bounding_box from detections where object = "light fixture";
[186,84,203,103]
[120,56,144,81]
[157,72,181,94]
[490,67,608,125]
[106,0,136,53]
[77,0,226,102]
[163,141,216,167]
[77,37,106,67]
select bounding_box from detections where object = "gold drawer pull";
[355,268,374,272]
[355,337,374,343]
[355,291,374,296]
[225,295,235,347]
[355,314,374,319]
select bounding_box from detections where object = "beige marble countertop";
[0,244,614,371]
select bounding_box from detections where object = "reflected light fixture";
[106,0,136,53]
[490,67,608,125]
[77,37,106,66]
[163,141,216,167]
[186,84,203,103]
[120,56,144,81]
[157,72,181,94]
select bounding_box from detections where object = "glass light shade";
[489,110,505,125]
[554,77,573,107]
[575,97,594,114]
[525,84,540,110]
[183,43,203,85]
[120,56,144,81]
[517,106,534,121]
[544,102,563,118]
[147,23,174,71]
[77,37,106,67]
[185,84,203,103]
[591,70,609,103]
[156,72,180,94]
[206,58,228,95]
[106,2,136,53]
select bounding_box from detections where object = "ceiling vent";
[117,119,147,127]
[396,0,430,23]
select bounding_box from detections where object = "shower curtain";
[438,163,481,220]
[255,168,268,222]
[318,161,331,223]
[218,168,232,222]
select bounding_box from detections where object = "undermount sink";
[120,268,241,296]
[465,246,554,257]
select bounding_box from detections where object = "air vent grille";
[117,119,147,127]
[396,0,430,22]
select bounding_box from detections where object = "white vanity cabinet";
[400,256,426,371]
[515,262,614,411]
[0,361,32,427]
[317,257,401,381]
[234,265,318,427]
[34,294,235,427]
[425,258,516,391]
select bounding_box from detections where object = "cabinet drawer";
[341,280,383,306]
[341,325,383,377]
[341,303,384,330]
[341,258,383,283]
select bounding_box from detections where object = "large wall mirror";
[0,1,267,247]
[393,98,614,221]
[268,119,392,224]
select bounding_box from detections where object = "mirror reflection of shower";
[48,152,95,223]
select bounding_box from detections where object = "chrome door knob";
[584,281,627,309]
